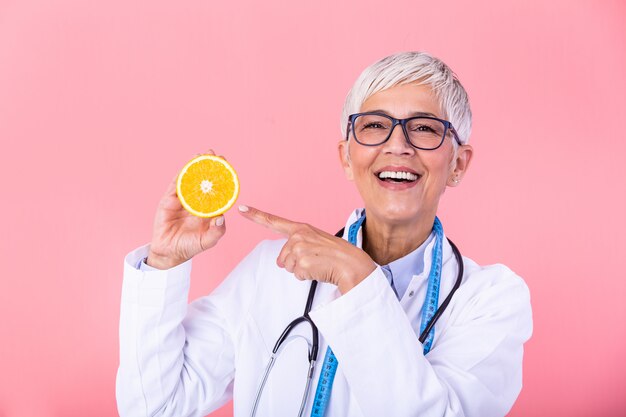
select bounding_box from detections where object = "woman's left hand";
[239,205,376,294]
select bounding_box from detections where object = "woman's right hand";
[146,150,227,270]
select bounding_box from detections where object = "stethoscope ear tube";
[304,280,319,361]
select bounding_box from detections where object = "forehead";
[360,82,443,119]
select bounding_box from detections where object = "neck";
[362,213,435,266]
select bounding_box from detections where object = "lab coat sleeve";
[309,265,532,417]
[116,242,264,417]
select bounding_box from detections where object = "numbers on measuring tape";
[420,217,444,354]
[311,348,338,417]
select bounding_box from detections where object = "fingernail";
[215,216,224,226]
[238,205,249,212]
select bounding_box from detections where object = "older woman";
[117,52,532,417]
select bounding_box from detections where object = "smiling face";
[338,82,473,228]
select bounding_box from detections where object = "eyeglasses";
[346,112,462,150]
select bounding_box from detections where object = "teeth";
[378,171,419,181]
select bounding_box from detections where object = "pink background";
[1,0,625,416]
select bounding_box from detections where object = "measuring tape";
[310,211,443,416]
[419,217,443,353]
[346,214,366,245]
[310,347,338,417]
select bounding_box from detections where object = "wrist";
[146,250,184,270]
[338,263,376,294]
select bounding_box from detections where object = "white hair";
[341,51,472,146]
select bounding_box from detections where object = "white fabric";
[116,209,533,417]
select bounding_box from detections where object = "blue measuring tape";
[419,217,443,353]
[310,346,339,416]
[310,212,444,417]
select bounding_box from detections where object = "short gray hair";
[341,51,472,145]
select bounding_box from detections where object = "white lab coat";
[116,209,533,417]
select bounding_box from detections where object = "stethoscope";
[250,225,465,417]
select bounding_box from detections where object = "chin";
[368,204,422,225]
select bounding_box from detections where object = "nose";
[381,122,415,155]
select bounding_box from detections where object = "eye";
[357,115,391,131]
[362,122,386,130]
[407,118,444,136]
[410,124,436,133]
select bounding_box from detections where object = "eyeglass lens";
[352,114,447,149]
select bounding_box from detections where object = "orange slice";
[176,155,240,218]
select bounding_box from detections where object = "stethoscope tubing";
[250,227,464,417]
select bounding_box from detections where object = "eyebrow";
[366,109,440,118]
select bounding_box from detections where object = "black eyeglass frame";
[346,112,463,150]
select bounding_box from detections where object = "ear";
[447,144,473,187]
[338,140,354,181]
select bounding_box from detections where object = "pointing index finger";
[238,205,300,235]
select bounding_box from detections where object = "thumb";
[200,215,227,250]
